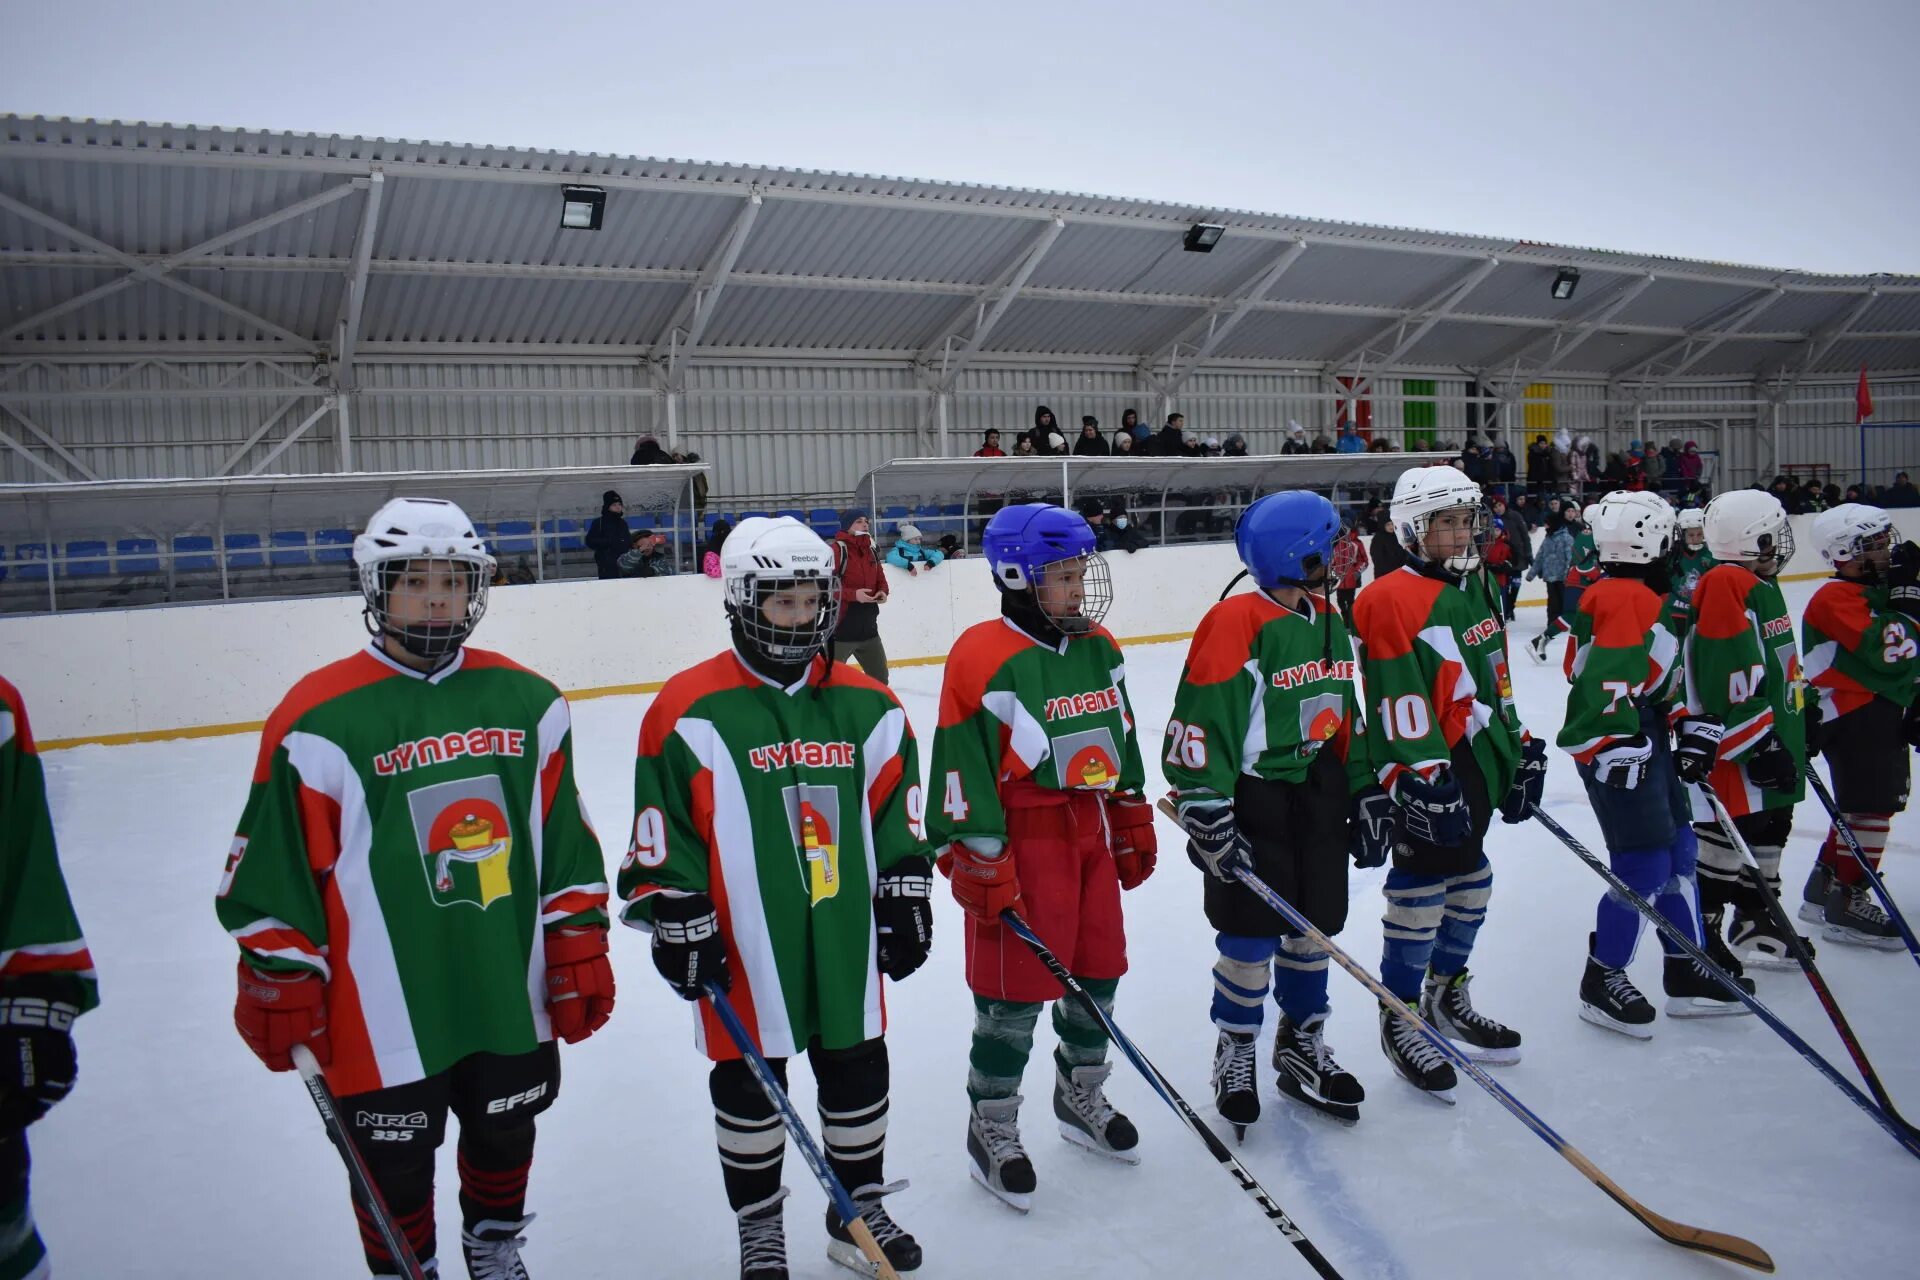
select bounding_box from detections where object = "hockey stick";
[1695,785,1920,1143]
[289,1044,430,1280]
[1802,764,1920,969]
[702,983,901,1280]
[1155,799,1775,1273]
[998,910,1344,1280]
[1531,806,1920,1160]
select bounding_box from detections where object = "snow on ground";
[35,579,1920,1277]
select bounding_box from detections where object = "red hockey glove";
[937,837,1020,920]
[545,927,616,1044]
[1107,794,1158,890]
[233,961,328,1072]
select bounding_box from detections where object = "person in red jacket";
[832,510,893,683]
[1332,523,1369,622]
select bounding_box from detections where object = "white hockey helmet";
[1588,490,1676,565]
[1702,490,1793,569]
[354,497,495,660]
[721,516,840,666]
[1390,465,1488,574]
[1811,502,1893,567]
[1676,508,1706,531]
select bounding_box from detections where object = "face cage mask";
[1839,527,1894,578]
[1754,523,1795,578]
[361,557,490,661]
[729,574,841,666]
[1410,503,1490,577]
[1032,551,1112,635]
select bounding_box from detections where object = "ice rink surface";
[35,579,1920,1277]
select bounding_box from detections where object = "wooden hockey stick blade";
[845,1218,902,1280]
[1569,1149,1775,1272]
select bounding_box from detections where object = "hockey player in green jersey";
[1664,508,1715,639]
[218,497,615,1279]
[1685,489,1812,973]
[929,503,1157,1211]
[0,675,98,1280]
[620,516,933,1279]
[1352,466,1545,1099]
[1166,491,1383,1129]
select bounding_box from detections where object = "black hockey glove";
[650,892,730,1001]
[1803,698,1828,759]
[1390,768,1472,847]
[1500,735,1549,823]
[873,857,934,982]
[1349,786,1395,869]
[1745,732,1798,793]
[0,979,81,1130]
[1672,714,1724,784]
[1177,800,1250,881]
[1592,733,1652,790]
[1887,541,1920,620]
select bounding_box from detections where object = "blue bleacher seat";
[173,535,216,572]
[224,533,264,569]
[542,517,585,552]
[493,521,535,554]
[774,508,808,528]
[63,540,110,578]
[0,545,6,582]
[116,538,161,573]
[736,511,770,525]
[12,545,47,583]
[808,507,840,537]
[270,531,311,567]
[313,529,354,565]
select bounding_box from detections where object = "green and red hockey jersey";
[1566,529,1602,589]
[927,619,1146,851]
[1664,545,1716,635]
[0,676,98,1013]
[1350,566,1527,797]
[1683,564,1805,816]
[620,651,927,1062]
[217,644,609,1097]
[1163,591,1370,805]
[1556,577,1681,763]
[1803,578,1920,719]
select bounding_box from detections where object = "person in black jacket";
[584,490,631,579]
[630,435,672,466]
[1073,418,1111,456]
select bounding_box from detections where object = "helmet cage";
[361,556,490,661]
[1031,550,1113,634]
[727,571,841,666]
[1404,502,1490,575]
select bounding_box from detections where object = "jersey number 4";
[1727,664,1766,705]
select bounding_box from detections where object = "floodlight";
[560,185,606,231]
[1184,222,1226,253]
[1551,267,1580,301]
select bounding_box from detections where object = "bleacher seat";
[173,535,216,572]
[270,531,312,567]
[63,540,111,578]
[11,545,47,583]
[737,511,770,524]
[493,521,535,554]
[774,508,808,528]
[878,505,910,538]
[313,529,354,565]
[116,538,161,573]
[808,507,840,537]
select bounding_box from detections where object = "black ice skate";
[1377,999,1456,1104]
[1799,863,1835,925]
[1823,881,1903,950]
[1700,906,1747,981]
[1053,1060,1140,1164]
[1527,632,1552,664]
[1578,944,1655,1041]
[825,1179,921,1276]
[1273,1011,1364,1124]
[461,1214,532,1280]
[1211,1029,1259,1139]
[1663,954,1754,1018]
[735,1188,789,1280]
[966,1095,1036,1213]
[1728,906,1810,971]
[1420,970,1522,1065]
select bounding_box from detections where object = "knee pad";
[1382,877,1447,943]
[711,1058,785,1174]
[1692,821,1742,874]
[1274,933,1327,972]
[1442,862,1493,916]
[1609,846,1673,898]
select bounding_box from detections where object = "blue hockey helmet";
[982,503,1111,631]
[1234,490,1340,589]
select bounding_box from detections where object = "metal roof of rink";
[2,115,1918,379]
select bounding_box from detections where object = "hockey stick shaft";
[1531,806,1920,1160]
[1155,798,1774,1273]
[999,909,1344,1280]
[702,984,900,1280]
[1801,765,1920,968]
[1694,784,1920,1140]
[290,1044,429,1280]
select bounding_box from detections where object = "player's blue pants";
[1594,827,1700,969]
[1210,932,1329,1030]
[1380,856,1492,1001]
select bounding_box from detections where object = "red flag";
[1857,365,1874,424]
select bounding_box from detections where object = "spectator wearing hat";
[1201,435,1223,456]
[1074,417,1111,456]
[1882,472,1919,508]
[975,428,1006,458]
[1282,422,1311,455]
[584,490,631,580]
[1337,423,1366,454]
[1112,430,1135,454]
[1030,405,1065,455]
[885,522,947,574]
[618,528,674,578]
[700,517,732,578]
[1311,429,1336,454]
[1120,408,1151,450]
[831,510,892,683]
[629,435,671,466]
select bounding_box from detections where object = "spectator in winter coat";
[975,428,1007,458]
[1119,408,1143,443]
[1336,424,1366,453]
[617,529,674,578]
[1490,438,1517,490]
[1526,434,1554,493]
[1113,431,1135,454]
[1462,443,1489,483]
[1073,419,1111,455]
[1156,415,1192,457]
[1768,474,1803,514]
[1883,472,1920,508]
[1311,430,1336,453]
[584,490,631,580]
[884,522,947,574]
[1031,405,1063,455]
[1369,516,1409,579]
[1569,436,1593,498]
[1201,436,1224,457]
[629,435,672,466]
[1282,422,1311,455]
[1013,437,1037,457]
[1799,479,1829,513]
[700,517,732,578]
[1223,433,1249,458]
[1678,440,1704,484]
[1622,452,1648,492]
[1528,518,1575,632]
[1552,429,1574,491]
[830,510,891,683]
[1101,499,1151,554]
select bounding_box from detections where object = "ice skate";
[1728,906,1809,971]
[825,1180,921,1276]
[1273,1012,1364,1123]
[1210,1029,1259,1139]
[1799,863,1835,925]
[460,1215,532,1280]
[1053,1060,1141,1164]
[1663,954,1754,1018]
[1578,948,1655,1040]
[1421,970,1521,1065]
[966,1095,1035,1212]
[1378,999,1456,1104]
[1823,882,1903,950]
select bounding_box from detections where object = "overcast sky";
[4,0,1915,274]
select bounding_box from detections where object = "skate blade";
[1057,1121,1142,1165]
[1664,995,1754,1018]
[1822,924,1905,950]
[1736,949,1799,971]
[1579,1003,1655,1040]
[967,1161,1032,1213]
[1445,1038,1520,1065]
[1276,1074,1360,1124]
[1796,902,1828,925]
[827,1239,919,1277]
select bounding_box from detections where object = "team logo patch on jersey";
[780,785,844,906]
[1053,727,1121,790]
[407,777,516,910]
[1295,694,1346,757]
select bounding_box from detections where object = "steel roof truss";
[919,217,1064,391]
[1331,256,1499,399]
[657,191,763,381]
